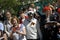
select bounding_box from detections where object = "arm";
[0,37,4,40]
[3,33,7,40]
[10,31,13,39]
[4,21,10,36]
[57,22,60,26]
[16,24,26,35]
[20,28,26,35]
[4,25,10,37]
[16,27,26,35]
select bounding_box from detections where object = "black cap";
[28,12,34,17]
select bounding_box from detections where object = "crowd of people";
[0,0,60,40]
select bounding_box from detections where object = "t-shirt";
[23,18,38,39]
[19,24,26,40]
[23,18,43,40]
[12,24,26,40]
[0,21,4,31]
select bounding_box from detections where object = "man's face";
[31,4,35,8]
[6,12,11,18]
[20,13,25,19]
[45,10,51,17]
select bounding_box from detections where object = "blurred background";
[0,0,57,15]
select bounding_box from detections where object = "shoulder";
[34,18,37,21]
[4,20,8,25]
[19,24,25,28]
[0,22,3,26]
[32,18,37,22]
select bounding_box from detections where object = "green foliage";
[0,0,57,15]
[0,0,21,15]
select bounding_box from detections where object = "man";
[23,12,42,40]
[4,10,12,40]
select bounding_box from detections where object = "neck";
[7,17,11,20]
[22,17,25,19]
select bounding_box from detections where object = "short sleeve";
[19,24,25,32]
[21,24,25,29]
[0,23,4,31]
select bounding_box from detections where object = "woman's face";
[12,18,17,25]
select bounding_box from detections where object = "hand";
[56,22,60,26]
[16,30,20,34]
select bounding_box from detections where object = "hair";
[5,10,11,17]
[5,10,11,14]
[11,16,20,24]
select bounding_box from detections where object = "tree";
[0,0,21,15]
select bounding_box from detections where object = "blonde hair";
[11,16,19,24]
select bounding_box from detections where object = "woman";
[10,16,26,40]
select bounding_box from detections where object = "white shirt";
[24,18,38,39]
[23,18,43,40]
